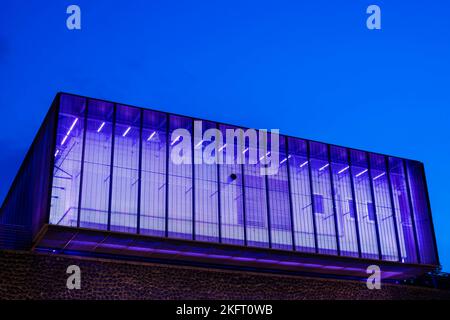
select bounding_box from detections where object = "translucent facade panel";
[389,157,418,263]
[50,94,85,226]
[267,136,293,250]
[309,142,338,255]
[110,105,140,233]
[287,138,315,252]
[330,146,359,257]
[243,129,269,248]
[140,110,167,237]
[350,150,379,259]
[194,121,219,242]
[406,160,438,265]
[370,153,399,261]
[79,99,114,230]
[218,125,245,246]
[39,93,439,267]
[168,115,193,239]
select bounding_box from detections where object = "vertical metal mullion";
[347,149,362,258]
[264,168,272,249]
[385,156,402,262]
[191,119,196,240]
[285,137,296,251]
[136,109,143,234]
[46,94,62,225]
[327,144,341,256]
[76,98,88,228]
[306,141,319,253]
[366,153,383,260]
[164,114,170,238]
[240,162,248,246]
[403,159,421,264]
[419,162,440,265]
[216,123,222,243]
[107,104,117,231]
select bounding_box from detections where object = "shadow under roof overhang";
[33,224,436,281]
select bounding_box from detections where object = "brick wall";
[0,250,449,300]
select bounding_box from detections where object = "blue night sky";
[1,1,449,270]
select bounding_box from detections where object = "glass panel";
[50,94,85,226]
[309,142,337,255]
[330,145,359,257]
[406,160,437,265]
[389,157,418,263]
[110,105,140,233]
[242,130,269,248]
[267,136,293,250]
[168,115,193,239]
[370,153,399,261]
[219,124,245,245]
[79,99,114,230]
[194,121,219,242]
[350,150,379,259]
[140,110,167,236]
[287,137,315,253]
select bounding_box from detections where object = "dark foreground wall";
[0,250,449,300]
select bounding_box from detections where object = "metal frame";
[385,156,402,262]
[107,104,117,231]
[215,123,223,243]
[347,148,362,258]
[403,159,421,264]
[284,137,296,251]
[306,141,319,253]
[327,144,341,256]
[136,109,144,234]
[76,97,88,228]
[419,162,440,266]
[366,152,383,260]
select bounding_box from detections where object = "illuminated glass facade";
[1,93,439,268]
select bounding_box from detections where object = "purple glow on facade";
[31,93,436,267]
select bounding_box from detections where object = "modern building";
[0,92,440,281]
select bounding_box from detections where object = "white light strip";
[147,131,156,141]
[338,166,349,174]
[280,158,288,164]
[97,122,105,133]
[373,172,386,180]
[218,144,227,152]
[171,135,181,146]
[319,163,330,171]
[300,161,308,168]
[242,147,249,154]
[61,118,79,146]
[54,150,59,157]
[195,140,204,148]
[355,168,368,177]
[122,127,131,137]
